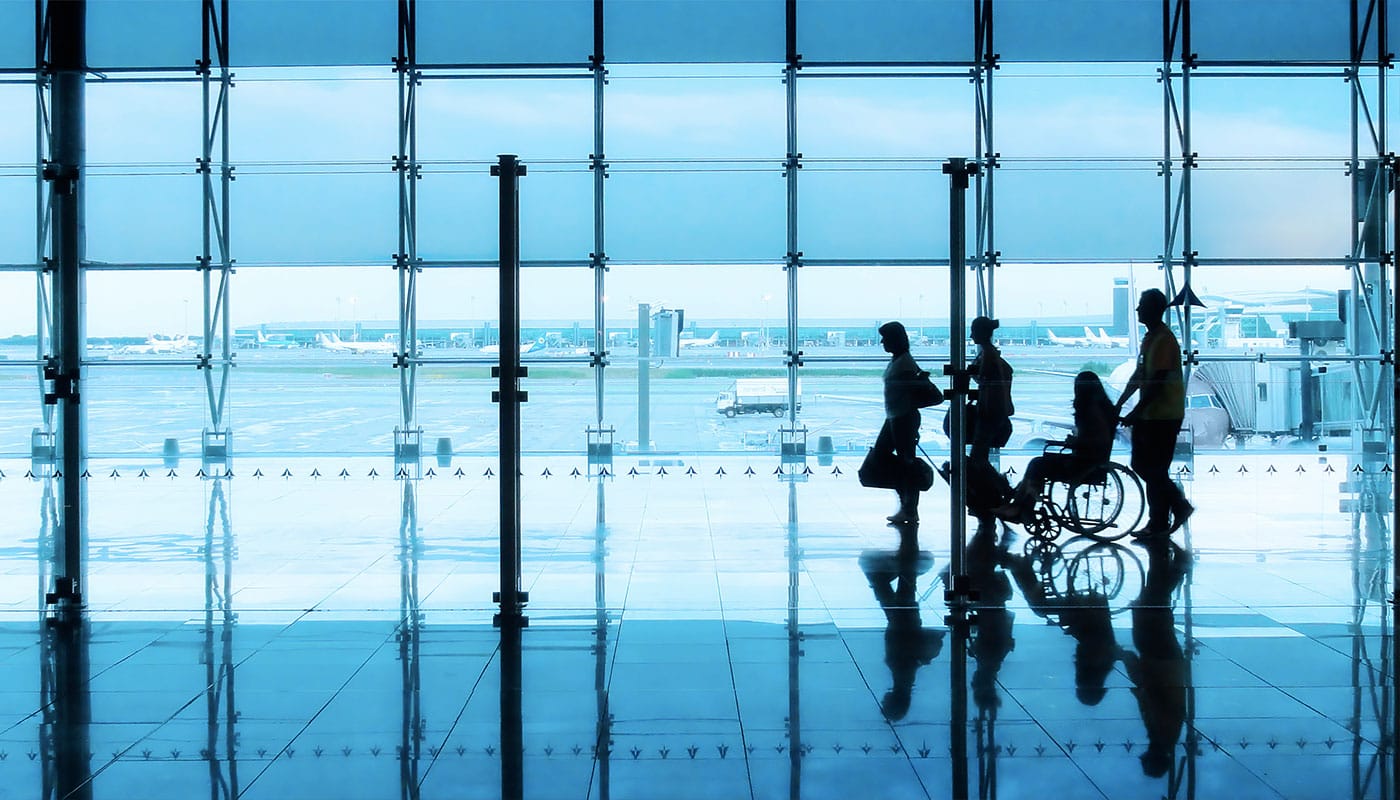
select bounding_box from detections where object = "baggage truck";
[715,378,800,418]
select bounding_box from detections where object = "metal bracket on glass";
[41,160,78,196]
[491,366,527,404]
[589,251,609,271]
[201,429,232,473]
[392,352,410,370]
[1184,349,1200,367]
[779,426,808,466]
[587,426,615,467]
[394,427,423,466]
[784,250,803,271]
[784,350,804,368]
[588,154,609,177]
[983,152,1000,170]
[392,252,420,271]
[782,153,802,178]
[44,577,82,607]
[589,351,609,368]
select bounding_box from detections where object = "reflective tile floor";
[0,451,1393,799]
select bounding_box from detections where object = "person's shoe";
[888,508,918,525]
[1132,520,1171,540]
[1167,501,1195,533]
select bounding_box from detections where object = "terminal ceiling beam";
[43,0,86,610]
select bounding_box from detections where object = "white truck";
[716,378,801,418]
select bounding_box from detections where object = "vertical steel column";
[943,158,976,587]
[499,619,524,800]
[637,303,650,450]
[590,0,609,431]
[1177,0,1195,369]
[395,0,421,451]
[492,154,527,624]
[1162,0,1191,344]
[784,0,802,425]
[203,480,237,800]
[44,612,91,800]
[973,0,996,316]
[199,0,233,464]
[45,0,85,609]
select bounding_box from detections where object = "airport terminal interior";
[0,1,1397,798]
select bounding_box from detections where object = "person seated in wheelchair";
[994,371,1118,525]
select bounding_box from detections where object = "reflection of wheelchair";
[1019,536,1146,615]
[1021,442,1145,543]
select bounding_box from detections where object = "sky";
[0,58,1374,338]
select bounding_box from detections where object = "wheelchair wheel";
[1065,540,1145,614]
[1062,465,1132,541]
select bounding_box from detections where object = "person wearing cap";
[1115,289,1193,535]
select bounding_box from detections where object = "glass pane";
[419,77,592,162]
[1191,77,1349,159]
[995,165,1161,261]
[86,365,207,458]
[232,266,399,455]
[605,0,784,64]
[604,265,787,454]
[0,364,40,457]
[1192,0,1351,63]
[995,67,1160,158]
[418,166,593,263]
[0,270,36,342]
[796,75,973,158]
[86,174,202,264]
[606,168,785,263]
[0,84,34,265]
[0,0,32,70]
[418,0,593,66]
[1192,164,1349,259]
[607,67,784,160]
[88,0,200,70]
[86,270,204,359]
[995,0,1160,63]
[233,171,396,265]
[798,166,947,260]
[799,264,954,457]
[796,0,972,64]
[0,178,35,266]
[234,71,396,163]
[230,0,396,68]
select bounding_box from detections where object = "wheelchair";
[1020,442,1146,543]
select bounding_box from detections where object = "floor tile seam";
[326,635,495,794]
[698,478,760,800]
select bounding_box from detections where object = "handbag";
[913,370,944,409]
[859,448,936,493]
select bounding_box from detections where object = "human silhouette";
[1121,537,1189,777]
[875,321,929,524]
[995,371,1118,525]
[858,524,945,721]
[959,316,1015,512]
[1115,289,1193,535]
[1000,540,1119,706]
[964,518,1016,711]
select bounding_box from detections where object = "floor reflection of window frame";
[399,480,423,800]
[203,478,239,800]
[1346,469,1393,800]
[39,476,93,800]
[594,479,612,799]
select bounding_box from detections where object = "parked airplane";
[1092,328,1130,348]
[119,333,195,355]
[481,338,544,356]
[314,331,395,354]
[678,331,720,349]
[1045,327,1102,347]
[238,330,301,349]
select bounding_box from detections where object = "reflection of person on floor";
[877,320,927,524]
[995,371,1118,526]
[1115,289,1193,535]
[965,518,1015,711]
[1000,541,1119,706]
[859,525,945,721]
[1121,538,1190,777]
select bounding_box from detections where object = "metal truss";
[590,0,609,435]
[972,0,995,316]
[1348,0,1392,440]
[394,0,422,466]
[199,0,233,472]
[1162,0,1192,350]
[784,0,802,428]
[34,1,54,440]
